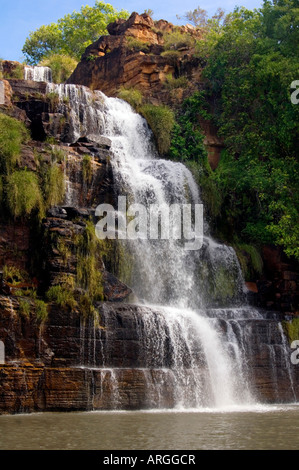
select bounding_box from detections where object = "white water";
[38,82,295,409]
[97,94,258,408]
[24,66,52,83]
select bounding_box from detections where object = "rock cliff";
[67,12,202,106]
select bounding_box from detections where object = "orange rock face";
[67,12,201,105]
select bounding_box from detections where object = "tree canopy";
[22,1,129,64]
[171,0,299,261]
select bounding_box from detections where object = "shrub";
[140,104,175,155]
[50,146,66,163]
[76,220,104,302]
[82,155,93,184]
[43,163,65,208]
[282,318,299,345]
[19,299,31,317]
[46,91,60,111]
[117,87,143,110]
[6,170,44,219]
[39,53,78,83]
[3,265,27,284]
[35,299,48,323]
[3,63,24,80]
[46,285,77,310]
[232,243,263,280]
[163,31,195,50]
[161,50,181,63]
[126,37,149,52]
[0,113,29,173]
[164,74,188,90]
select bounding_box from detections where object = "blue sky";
[1,0,264,62]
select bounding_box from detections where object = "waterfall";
[98,94,257,407]
[46,82,295,409]
[24,66,52,83]
[101,95,245,309]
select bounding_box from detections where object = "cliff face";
[67,12,202,106]
[0,46,298,414]
[0,300,298,414]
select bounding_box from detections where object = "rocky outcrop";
[67,12,202,105]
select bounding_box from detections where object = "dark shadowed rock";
[103,271,132,302]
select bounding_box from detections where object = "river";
[1,405,299,450]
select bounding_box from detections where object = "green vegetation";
[6,170,44,219]
[0,114,29,174]
[163,31,195,50]
[82,155,93,184]
[46,91,60,111]
[46,221,104,316]
[2,63,24,80]
[76,220,104,303]
[46,285,77,310]
[22,1,129,64]
[43,163,65,207]
[160,50,181,64]
[164,74,188,90]
[19,299,31,317]
[3,265,27,285]
[169,1,299,262]
[140,104,175,155]
[126,37,149,53]
[117,87,143,109]
[35,299,48,323]
[39,53,78,83]
[282,318,299,345]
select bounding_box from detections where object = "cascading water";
[44,83,295,409]
[99,93,256,408]
[24,66,52,83]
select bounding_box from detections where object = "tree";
[22,1,129,64]
[177,6,227,30]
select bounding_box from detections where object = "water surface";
[1,405,298,450]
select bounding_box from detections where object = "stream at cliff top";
[1,406,299,450]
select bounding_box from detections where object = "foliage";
[232,242,263,280]
[43,163,65,208]
[19,299,31,317]
[35,299,48,323]
[126,37,149,53]
[2,63,24,80]
[169,92,208,162]
[3,265,27,284]
[169,1,299,261]
[46,91,60,111]
[39,53,78,83]
[140,104,175,155]
[282,318,299,345]
[46,285,77,310]
[0,114,29,174]
[22,2,129,64]
[76,220,104,302]
[163,31,195,50]
[164,74,188,90]
[6,170,44,219]
[82,155,93,184]
[117,87,143,110]
[160,50,181,64]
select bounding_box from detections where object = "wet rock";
[103,271,132,302]
[47,207,68,219]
